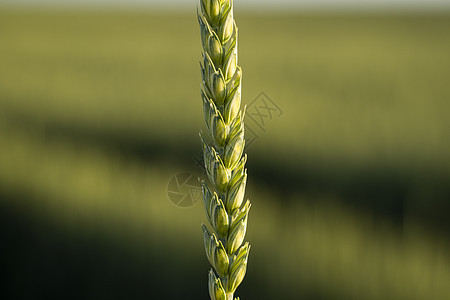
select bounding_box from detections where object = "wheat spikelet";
[198,1,250,299]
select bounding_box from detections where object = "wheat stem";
[197,1,250,299]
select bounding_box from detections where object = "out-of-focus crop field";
[1,9,449,299]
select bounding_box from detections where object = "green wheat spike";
[198,1,250,299]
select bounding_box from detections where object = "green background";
[1,8,449,299]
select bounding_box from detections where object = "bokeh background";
[1,0,450,299]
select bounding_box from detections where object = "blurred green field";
[1,9,450,300]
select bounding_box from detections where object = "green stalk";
[198,1,250,300]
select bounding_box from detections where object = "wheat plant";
[197,1,250,300]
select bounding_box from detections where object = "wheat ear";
[198,1,250,300]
